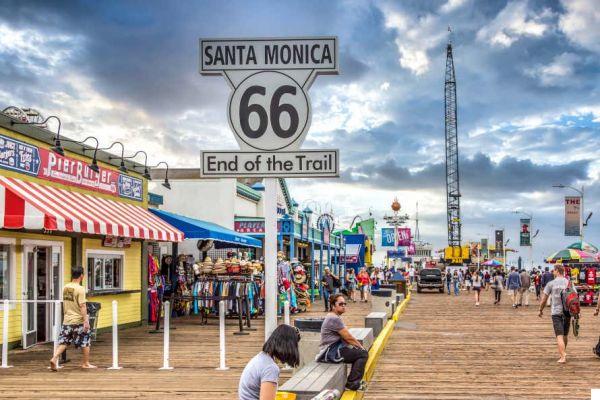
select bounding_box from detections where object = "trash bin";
[86,302,102,341]
[294,317,325,369]
[389,272,407,298]
[379,284,397,303]
[370,289,393,318]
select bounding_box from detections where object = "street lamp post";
[383,198,409,269]
[504,238,510,269]
[513,210,538,270]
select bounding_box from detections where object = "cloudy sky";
[1,0,599,266]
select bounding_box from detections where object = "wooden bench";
[280,362,347,400]
[365,311,387,337]
[280,327,374,399]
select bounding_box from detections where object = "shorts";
[58,324,91,348]
[473,287,481,292]
[552,314,571,337]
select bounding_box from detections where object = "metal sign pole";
[264,178,278,341]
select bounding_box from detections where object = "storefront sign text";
[235,220,283,234]
[0,134,41,176]
[0,133,143,201]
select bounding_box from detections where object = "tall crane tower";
[444,29,462,261]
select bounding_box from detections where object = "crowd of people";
[442,266,560,307]
[322,264,415,311]
[442,264,591,365]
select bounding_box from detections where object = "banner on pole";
[381,228,395,247]
[495,230,504,255]
[481,238,488,258]
[397,227,411,246]
[565,196,581,236]
[519,218,531,246]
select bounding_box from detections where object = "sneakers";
[475,302,480,306]
[346,380,368,391]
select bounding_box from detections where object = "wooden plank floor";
[366,288,600,400]
[0,298,370,399]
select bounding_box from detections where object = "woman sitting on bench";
[317,293,368,391]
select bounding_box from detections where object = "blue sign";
[118,174,143,201]
[381,228,395,247]
[0,134,41,176]
[387,249,406,259]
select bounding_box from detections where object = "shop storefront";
[0,112,183,348]
[146,208,264,326]
[234,214,344,302]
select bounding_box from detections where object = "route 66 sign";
[200,37,338,151]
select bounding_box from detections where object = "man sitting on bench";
[317,293,368,391]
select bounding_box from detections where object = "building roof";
[0,111,146,171]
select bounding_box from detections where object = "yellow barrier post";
[340,289,412,400]
[277,286,413,400]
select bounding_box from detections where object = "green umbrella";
[567,241,599,253]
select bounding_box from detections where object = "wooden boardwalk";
[366,288,600,400]
[0,299,370,399]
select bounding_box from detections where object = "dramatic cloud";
[476,1,553,47]
[524,52,581,87]
[380,4,447,75]
[0,0,598,264]
[558,0,600,53]
[340,153,591,195]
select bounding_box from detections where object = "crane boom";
[444,38,461,249]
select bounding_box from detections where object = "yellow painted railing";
[277,286,413,400]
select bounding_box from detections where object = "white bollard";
[159,301,174,370]
[282,300,292,371]
[216,300,229,371]
[53,301,61,369]
[284,301,290,326]
[2,300,12,368]
[107,300,122,370]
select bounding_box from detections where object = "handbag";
[333,276,341,288]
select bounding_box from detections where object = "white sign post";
[200,36,339,341]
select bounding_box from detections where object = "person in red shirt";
[357,267,371,302]
[533,271,542,300]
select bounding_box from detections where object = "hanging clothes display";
[148,254,163,323]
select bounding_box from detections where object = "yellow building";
[0,111,182,349]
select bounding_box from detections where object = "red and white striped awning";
[0,176,183,242]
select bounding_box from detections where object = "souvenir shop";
[546,242,600,306]
[146,209,265,328]
[235,213,345,305]
[0,111,183,349]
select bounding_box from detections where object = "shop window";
[0,244,10,299]
[87,254,123,291]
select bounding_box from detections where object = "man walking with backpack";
[538,265,577,364]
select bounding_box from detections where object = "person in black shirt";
[321,267,339,312]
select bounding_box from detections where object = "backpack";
[593,337,600,358]
[561,281,580,317]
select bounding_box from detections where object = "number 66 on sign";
[199,37,338,154]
